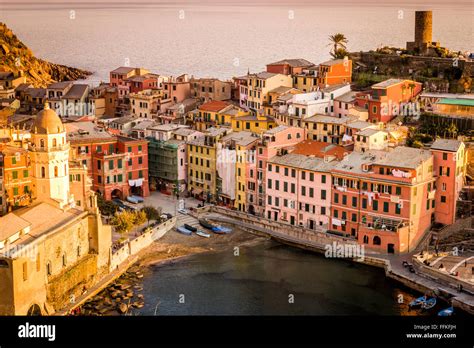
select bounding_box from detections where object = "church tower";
[30,102,71,206]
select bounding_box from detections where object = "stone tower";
[406,10,439,54]
[414,11,432,47]
[30,101,71,206]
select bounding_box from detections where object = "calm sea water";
[1,1,472,84]
[135,241,412,315]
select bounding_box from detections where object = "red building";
[355,79,422,123]
[66,122,149,200]
[266,58,314,75]
[317,59,352,88]
[126,73,160,94]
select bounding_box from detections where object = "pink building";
[265,153,336,229]
[333,91,358,118]
[430,139,466,226]
[245,125,306,215]
[163,74,191,104]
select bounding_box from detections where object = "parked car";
[127,195,144,204]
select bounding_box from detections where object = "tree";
[97,195,118,216]
[111,210,136,234]
[447,123,458,139]
[142,205,161,225]
[133,210,147,226]
[328,33,348,58]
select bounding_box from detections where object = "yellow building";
[232,133,258,211]
[231,114,276,133]
[187,127,231,201]
[193,100,247,131]
[240,72,293,113]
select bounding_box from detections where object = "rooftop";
[47,81,73,90]
[372,79,405,89]
[66,121,115,142]
[221,131,258,147]
[269,86,295,94]
[249,71,278,80]
[264,125,289,135]
[431,139,463,152]
[199,100,231,113]
[111,66,136,74]
[304,115,350,125]
[0,213,31,242]
[437,98,474,107]
[346,120,375,130]
[374,146,432,169]
[63,84,89,99]
[356,128,385,137]
[267,58,314,67]
[291,140,348,160]
[319,59,347,66]
[268,153,336,172]
[172,127,196,137]
[335,91,358,103]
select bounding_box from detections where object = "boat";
[184,224,197,232]
[214,225,232,233]
[199,218,215,230]
[196,230,211,238]
[127,195,144,204]
[176,226,192,236]
[409,296,427,307]
[421,297,437,310]
[438,307,454,316]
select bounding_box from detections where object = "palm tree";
[328,33,348,58]
[408,83,416,98]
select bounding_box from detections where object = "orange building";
[317,59,352,88]
[329,147,436,254]
[0,145,32,211]
[355,79,422,123]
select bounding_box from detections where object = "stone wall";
[46,254,98,311]
[110,217,176,271]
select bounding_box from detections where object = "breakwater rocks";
[78,267,146,316]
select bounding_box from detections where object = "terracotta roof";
[267,58,314,67]
[199,100,231,113]
[0,214,31,242]
[291,140,348,160]
[431,139,463,152]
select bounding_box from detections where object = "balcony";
[360,215,406,233]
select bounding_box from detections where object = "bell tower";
[30,102,71,205]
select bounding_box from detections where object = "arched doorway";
[373,236,381,246]
[27,304,42,316]
[111,189,123,200]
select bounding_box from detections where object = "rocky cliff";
[0,22,91,87]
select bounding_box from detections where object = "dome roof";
[33,102,64,134]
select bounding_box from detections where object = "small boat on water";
[199,218,215,230]
[176,226,193,236]
[214,225,232,233]
[438,306,454,316]
[184,224,197,232]
[409,296,427,307]
[196,230,211,238]
[421,297,437,310]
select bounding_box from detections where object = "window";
[321,189,326,200]
[412,203,417,214]
[321,206,326,215]
[12,171,18,179]
[98,175,102,184]
[13,187,19,195]
[291,169,296,178]
[109,160,114,170]
[373,236,381,245]
[352,213,357,222]
[54,166,58,177]
[334,193,339,203]
[23,170,28,178]
[138,145,143,152]
[267,179,272,189]
[309,188,314,198]
[97,160,101,170]
[41,167,45,178]
[284,168,289,176]
[383,202,389,213]
[373,200,378,211]
[396,186,401,195]
[443,153,447,160]
[321,175,326,183]
[352,197,357,207]
[283,182,288,192]
[441,195,446,203]
[118,159,122,169]
[301,186,306,196]
[128,146,132,153]
[310,173,314,182]
[139,170,143,178]
[395,204,401,215]
[139,157,143,165]
[342,195,347,205]
[291,183,295,194]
